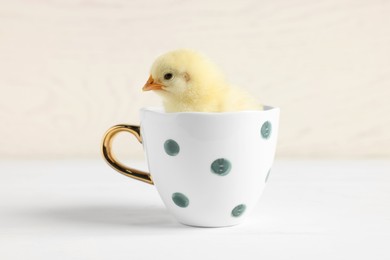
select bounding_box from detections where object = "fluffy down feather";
[142,49,263,112]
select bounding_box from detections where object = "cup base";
[178,220,245,228]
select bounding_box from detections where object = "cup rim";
[140,106,279,115]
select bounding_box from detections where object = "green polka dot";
[164,139,180,156]
[265,169,271,182]
[210,158,231,176]
[172,192,189,208]
[231,204,246,217]
[261,121,272,139]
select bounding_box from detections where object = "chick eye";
[164,73,173,80]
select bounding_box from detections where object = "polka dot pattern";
[164,139,180,156]
[210,158,231,176]
[261,121,272,139]
[231,204,246,217]
[161,116,274,219]
[172,192,189,208]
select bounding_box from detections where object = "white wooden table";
[1,160,389,260]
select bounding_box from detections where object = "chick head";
[142,49,226,100]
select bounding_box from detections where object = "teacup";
[102,106,279,227]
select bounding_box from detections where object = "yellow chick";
[142,49,263,112]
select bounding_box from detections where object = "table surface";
[1,160,389,260]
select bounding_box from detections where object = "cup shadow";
[33,204,183,229]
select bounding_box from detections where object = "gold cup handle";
[102,124,153,185]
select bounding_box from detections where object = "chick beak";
[142,75,164,91]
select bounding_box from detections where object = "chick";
[142,49,263,112]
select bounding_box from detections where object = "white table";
[1,160,389,260]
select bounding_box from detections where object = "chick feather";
[142,49,263,112]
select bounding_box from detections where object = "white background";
[1,160,389,260]
[1,0,389,159]
[1,1,390,259]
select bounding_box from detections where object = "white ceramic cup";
[102,106,280,227]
